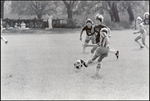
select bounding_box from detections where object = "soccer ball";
[74,59,83,69]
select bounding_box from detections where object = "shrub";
[104,20,132,30]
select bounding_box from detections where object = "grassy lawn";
[1,29,149,100]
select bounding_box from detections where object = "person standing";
[42,13,49,29]
[48,15,53,29]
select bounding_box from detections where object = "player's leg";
[135,36,144,48]
[82,36,90,53]
[146,25,149,35]
[1,36,8,44]
[95,55,105,78]
[109,48,119,59]
[87,46,98,60]
[91,34,96,44]
[81,54,99,67]
[142,37,149,49]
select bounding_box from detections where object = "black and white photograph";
[1,0,149,100]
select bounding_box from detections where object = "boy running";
[133,23,149,49]
[1,19,8,44]
[87,14,119,60]
[80,19,96,53]
[81,28,113,78]
[143,12,149,35]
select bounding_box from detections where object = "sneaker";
[80,59,88,67]
[140,46,144,48]
[5,41,8,44]
[115,51,119,59]
[96,64,101,68]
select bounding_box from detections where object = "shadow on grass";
[131,48,145,51]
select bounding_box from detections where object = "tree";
[62,0,77,20]
[74,1,120,22]
[126,2,134,22]
[10,1,58,19]
[106,1,120,22]
[118,1,149,22]
[118,1,134,22]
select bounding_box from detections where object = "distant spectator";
[17,17,21,28]
[34,17,36,28]
[48,15,53,29]
[21,21,26,29]
[42,13,49,28]
[14,22,18,28]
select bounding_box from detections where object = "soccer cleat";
[5,41,8,44]
[140,46,144,49]
[115,51,119,59]
[80,59,88,67]
[96,64,101,68]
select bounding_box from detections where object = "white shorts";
[85,34,96,44]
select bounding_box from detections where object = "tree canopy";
[6,0,149,22]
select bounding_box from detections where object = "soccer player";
[80,19,96,53]
[143,12,149,35]
[88,14,119,60]
[136,16,143,30]
[1,19,8,44]
[134,23,149,49]
[81,28,113,78]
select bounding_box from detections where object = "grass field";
[1,29,149,100]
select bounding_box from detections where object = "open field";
[1,29,149,100]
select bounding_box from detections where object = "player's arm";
[134,29,142,34]
[80,30,84,41]
[90,24,95,35]
[107,27,111,38]
[80,27,86,41]
[84,44,99,48]
[84,42,100,48]
[104,37,109,48]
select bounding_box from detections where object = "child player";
[143,12,149,35]
[88,14,119,60]
[1,19,8,44]
[81,28,113,79]
[133,23,149,49]
[80,19,95,53]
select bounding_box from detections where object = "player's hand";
[84,43,88,47]
[80,37,82,41]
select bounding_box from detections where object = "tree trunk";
[108,9,114,21]
[37,14,42,20]
[67,5,73,20]
[66,5,73,26]
[112,2,120,22]
[127,3,134,22]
